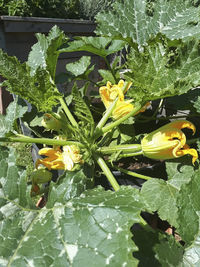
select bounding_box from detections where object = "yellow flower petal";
[36,145,83,171]
[141,120,198,164]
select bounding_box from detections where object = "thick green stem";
[96,98,118,130]
[1,134,84,148]
[117,152,143,158]
[59,97,78,127]
[94,103,142,140]
[98,144,142,154]
[114,166,153,181]
[95,155,120,191]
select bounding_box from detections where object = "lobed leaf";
[176,171,200,245]
[0,97,27,137]
[95,0,200,46]
[141,179,179,227]
[125,37,200,103]
[0,50,62,112]
[28,25,67,78]
[72,83,95,133]
[59,36,126,58]
[66,56,94,78]
[132,225,184,267]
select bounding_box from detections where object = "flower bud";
[41,113,62,131]
[30,168,52,184]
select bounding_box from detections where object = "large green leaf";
[0,50,62,112]
[125,37,200,103]
[66,56,94,80]
[47,165,94,208]
[95,0,200,46]
[166,158,197,190]
[141,179,179,227]
[0,145,143,266]
[28,25,67,78]
[59,36,126,58]
[0,97,27,137]
[132,225,184,267]
[176,171,200,245]
[141,157,197,228]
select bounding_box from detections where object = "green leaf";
[141,179,179,227]
[0,49,62,112]
[1,173,143,266]
[176,171,200,244]
[95,0,200,46]
[59,36,126,58]
[0,97,27,137]
[47,165,94,208]
[182,221,200,266]
[72,83,94,133]
[125,37,200,103]
[66,56,94,79]
[98,69,116,84]
[154,234,184,267]
[166,157,197,190]
[28,25,67,78]
[132,225,184,267]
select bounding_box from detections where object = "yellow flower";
[99,80,149,120]
[36,145,83,171]
[141,120,198,164]
[99,80,134,120]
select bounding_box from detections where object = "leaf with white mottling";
[0,97,27,137]
[95,0,200,45]
[125,37,200,103]
[0,145,143,266]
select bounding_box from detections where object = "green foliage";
[0,97,27,137]
[28,25,67,79]
[72,83,95,135]
[0,0,114,19]
[0,0,79,18]
[132,226,184,267]
[78,0,115,20]
[125,36,200,103]
[0,149,143,266]
[95,0,200,46]
[1,0,200,263]
[60,37,126,58]
[141,157,198,227]
[66,56,94,81]
[0,26,67,112]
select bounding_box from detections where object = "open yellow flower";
[36,145,83,171]
[99,80,149,120]
[99,80,134,120]
[141,120,198,164]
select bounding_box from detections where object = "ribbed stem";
[59,97,78,127]
[98,144,142,154]
[1,134,84,148]
[114,166,153,181]
[95,155,120,191]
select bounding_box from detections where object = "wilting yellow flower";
[99,80,149,120]
[36,145,83,171]
[141,120,198,164]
